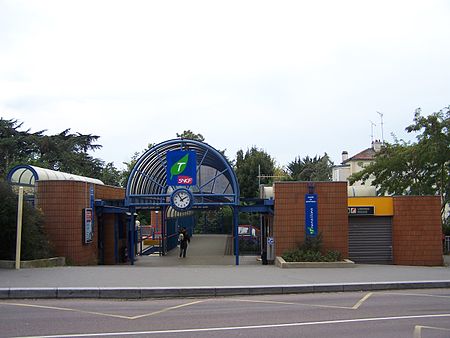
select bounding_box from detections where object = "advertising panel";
[83,208,93,244]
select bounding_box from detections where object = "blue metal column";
[114,214,119,264]
[128,208,136,265]
[233,206,239,265]
[162,206,167,255]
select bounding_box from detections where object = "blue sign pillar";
[305,194,318,237]
[89,184,95,230]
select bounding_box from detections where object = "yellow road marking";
[384,292,450,299]
[414,325,450,338]
[129,300,207,320]
[0,300,208,321]
[230,292,373,310]
[0,302,132,319]
[352,292,373,309]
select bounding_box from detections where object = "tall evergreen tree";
[287,154,333,181]
[0,118,122,186]
[235,147,275,198]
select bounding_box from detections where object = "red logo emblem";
[178,176,193,185]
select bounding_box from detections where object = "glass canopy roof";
[7,165,104,187]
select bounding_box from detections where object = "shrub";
[0,181,53,260]
[281,232,342,262]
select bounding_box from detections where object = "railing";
[445,236,450,254]
[138,226,162,256]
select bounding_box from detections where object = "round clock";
[170,188,193,211]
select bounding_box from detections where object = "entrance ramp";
[135,234,259,266]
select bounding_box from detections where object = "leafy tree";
[287,154,333,181]
[0,181,53,260]
[349,107,449,220]
[121,151,143,188]
[99,162,123,186]
[0,118,123,186]
[273,166,290,181]
[195,207,232,234]
[176,130,205,141]
[32,129,102,174]
[235,147,275,198]
[121,143,156,187]
[0,118,44,177]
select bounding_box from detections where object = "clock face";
[171,189,192,211]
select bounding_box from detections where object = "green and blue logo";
[167,150,197,186]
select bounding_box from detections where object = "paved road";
[1,289,450,338]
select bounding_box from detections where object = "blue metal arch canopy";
[125,139,240,208]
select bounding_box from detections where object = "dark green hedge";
[0,181,53,260]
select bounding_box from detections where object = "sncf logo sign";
[166,150,197,186]
[178,176,193,185]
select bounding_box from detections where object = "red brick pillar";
[392,196,443,266]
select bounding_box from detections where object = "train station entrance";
[124,139,246,265]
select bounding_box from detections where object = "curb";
[275,256,355,268]
[0,257,66,269]
[1,281,449,299]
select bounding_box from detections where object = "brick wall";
[36,181,125,265]
[273,182,348,257]
[393,196,443,266]
[95,184,125,200]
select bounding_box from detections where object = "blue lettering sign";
[305,194,318,237]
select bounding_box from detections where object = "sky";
[1,0,449,171]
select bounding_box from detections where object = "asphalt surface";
[1,235,449,299]
[1,289,450,338]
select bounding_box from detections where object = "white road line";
[12,313,450,338]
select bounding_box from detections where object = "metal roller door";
[349,216,392,264]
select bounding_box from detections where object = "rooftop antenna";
[377,111,384,144]
[370,120,376,143]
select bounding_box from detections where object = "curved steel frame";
[7,165,39,186]
[125,139,241,265]
[126,139,240,208]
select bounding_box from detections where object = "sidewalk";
[1,235,449,299]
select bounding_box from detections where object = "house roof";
[343,147,376,164]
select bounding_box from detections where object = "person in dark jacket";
[179,228,190,258]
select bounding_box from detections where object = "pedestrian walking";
[179,228,190,258]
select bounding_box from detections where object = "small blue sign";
[166,150,197,186]
[305,194,318,237]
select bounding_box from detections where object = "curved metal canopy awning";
[125,139,239,208]
[7,164,104,186]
